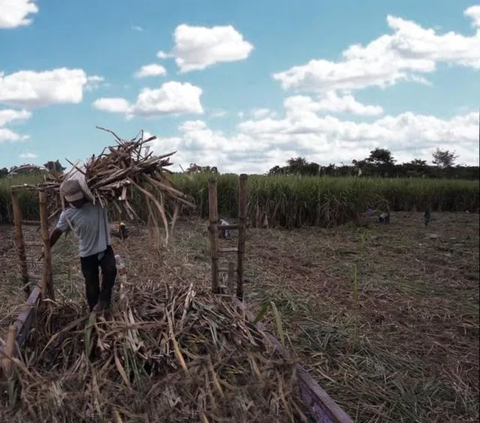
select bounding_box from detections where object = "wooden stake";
[208,178,220,293]
[11,189,29,298]
[237,174,248,301]
[1,325,18,379]
[39,189,55,301]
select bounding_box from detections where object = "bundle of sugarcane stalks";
[0,280,312,423]
[35,127,195,245]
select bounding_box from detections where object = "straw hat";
[60,179,84,202]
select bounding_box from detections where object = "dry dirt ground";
[0,212,478,423]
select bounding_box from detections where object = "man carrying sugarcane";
[48,179,117,313]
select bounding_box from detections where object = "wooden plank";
[208,178,220,294]
[10,184,31,191]
[0,287,41,380]
[236,174,247,300]
[21,220,41,226]
[13,287,41,348]
[233,298,354,423]
[219,247,238,253]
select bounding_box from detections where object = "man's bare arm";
[49,228,63,249]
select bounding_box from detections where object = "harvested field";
[0,211,479,422]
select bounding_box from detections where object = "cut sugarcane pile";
[36,127,195,244]
[0,281,312,423]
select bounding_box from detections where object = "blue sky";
[1,0,479,173]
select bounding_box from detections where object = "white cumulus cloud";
[0,108,31,127]
[0,108,31,143]
[0,0,38,29]
[84,75,106,92]
[132,82,203,116]
[92,98,130,113]
[464,5,480,29]
[0,128,28,143]
[19,151,37,159]
[157,24,254,72]
[273,7,480,92]
[284,92,383,116]
[0,68,103,108]
[134,64,167,79]
[145,103,479,174]
[250,108,277,119]
[93,81,203,118]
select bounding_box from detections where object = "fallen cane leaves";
[0,280,311,422]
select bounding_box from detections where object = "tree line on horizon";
[1,149,478,180]
[268,148,479,180]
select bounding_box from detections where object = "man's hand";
[38,246,47,261]
[38,228,63,261]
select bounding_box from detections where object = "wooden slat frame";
[0,287,41,380]
[233,298,354,423]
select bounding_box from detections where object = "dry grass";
[0,229,310,422]
[0,211,479,422]
[1,287,310,423]
[242,212,480,422]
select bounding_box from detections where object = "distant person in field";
[423,210,431,227]
[48,179,117,313]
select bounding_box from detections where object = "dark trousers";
[80,245,117,311]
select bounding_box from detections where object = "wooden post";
[39,190,55,301]
[237,174,247,301]
[1,325,18,379]
[11,189,30,298]
[208,178,220,293]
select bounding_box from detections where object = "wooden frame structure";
[10,186,55,301]
[0,186,56,379]
[208,174,247,299]
[207,175,354,423]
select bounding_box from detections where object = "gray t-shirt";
[56,202,112,258]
